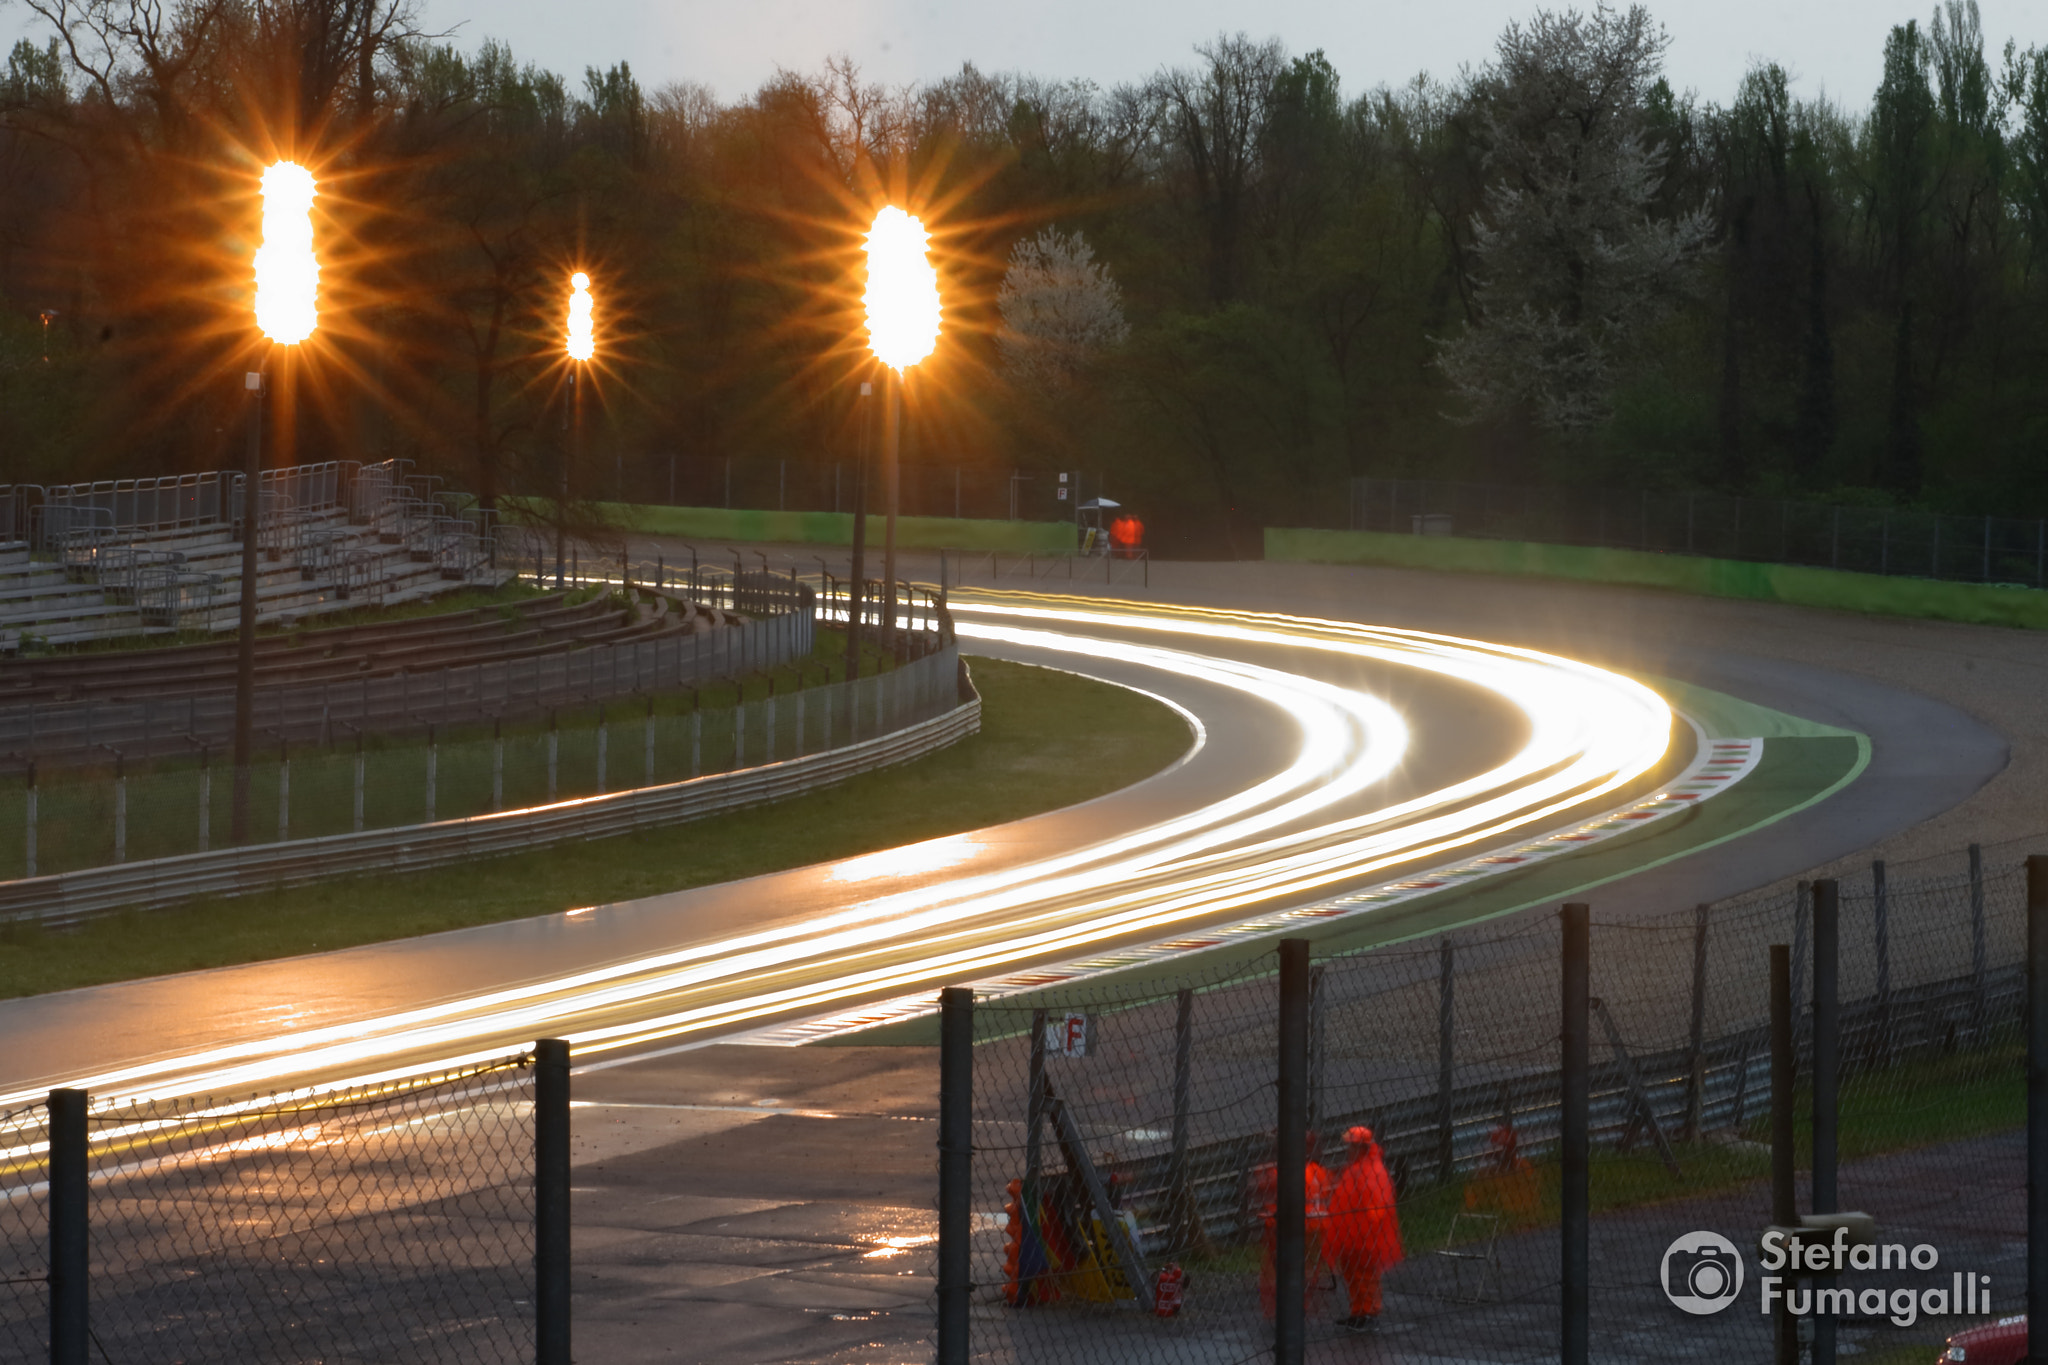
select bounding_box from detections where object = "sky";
[0,0,2037,113]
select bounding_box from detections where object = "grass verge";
[0,657,1192,998]
[1267,525,2048,632]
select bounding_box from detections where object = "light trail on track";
[0,594,1676,1134]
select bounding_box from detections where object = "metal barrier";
[0,602,818,768]
[35,472,232,547]
[0,648,976,926]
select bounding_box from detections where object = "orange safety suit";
[1326,1130,1403,1318]
[1254,1158,1332,1320]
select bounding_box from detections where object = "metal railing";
[1353,476,2048,587]
[0,646,975,926]
[0,602,818,768]
[34,472,232,547]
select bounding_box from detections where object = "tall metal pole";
[2028,855,2048,1365]
[231,366,264,844]
[1813,880,1840,1365]
[881,366,902,648]
[1561,903,1589,1365]
[937,986,974,1364]
[845,381,872,684]
[1771,943,1799,1365]
[535,1037,572,1365]
[49,1087,88,1365]
[1276,939,1310,1365]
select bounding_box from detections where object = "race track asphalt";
[0,560,2007,1102]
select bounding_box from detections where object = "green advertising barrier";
[1266,526,2048,631]
[604,502,1074,553]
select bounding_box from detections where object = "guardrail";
[0,652,977,928]
[0,601,816,770]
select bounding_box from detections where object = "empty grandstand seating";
[0,460,512,651]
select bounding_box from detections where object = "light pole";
[861,206,941,649]
[234,160,319,844]
[559,271,595,588]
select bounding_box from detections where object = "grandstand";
[0,459,509,652]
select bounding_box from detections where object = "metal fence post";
[547,711,558,801]
[1684,903,1709,1141]
[1171,988,1194,1246]
[1874,860,1892,1067]
[596,705,607,795]
[1813,879,1840,1365]
[351,731,364,832]
[24,760,36,879]
[1771,943,1798,1365]
[1970,844,1988,1040]
[198,746,211,852]
[49,1086,87,1365]
[1561,903,1589,1365]
[112,753,126,863]
[2029,855,2048,1365]
[423,727,436,824]
[1276,938,1310,1365]
[1437,937,1456,1182]
[493,719,504,813]
[938,987,973,1365]
[644,698,656,784]
[535,1037,571,1365]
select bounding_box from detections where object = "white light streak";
[0,597,1673,1133]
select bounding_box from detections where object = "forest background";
[0,0,2044,558]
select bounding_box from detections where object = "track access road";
[0,593,1680,1109]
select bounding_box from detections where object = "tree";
[997,226,1129,393]
[1435,3,1709,433]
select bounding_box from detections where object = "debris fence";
[1,1048,572,1365]
[945,852,2029,1362]
[1,642,963,885]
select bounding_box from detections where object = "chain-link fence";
[1,1052,561,1364]
[948,849,2029,1362]
[0,1102,47,1363]
[1353,476,2048,587]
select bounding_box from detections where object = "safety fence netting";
[0,1054,537,1364]
[0,1102,47,1361]
[957,850,2026,1363]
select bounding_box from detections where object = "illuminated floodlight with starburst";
[254,161,319,344]
[862,207,941,371]
[567,271,595,361]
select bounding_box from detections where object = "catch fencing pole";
[938,987,973,1364]
[1771,944,1797,1365]
[1561,903,1589,1365]
[1813,878,1841,1365]
[536,1038,571,1365]
[1276,938,1309,1365]
[2030,856,2048,1365]
[49,1088,86,1365]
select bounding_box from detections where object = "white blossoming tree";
[997,227,1131,396]
[1437,4,1710,432]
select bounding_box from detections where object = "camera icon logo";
[1661,1231,1744,1314]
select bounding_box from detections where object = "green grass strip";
[604,502,1075,553]
[1267,526,2048,631]
[0,658,1192,999]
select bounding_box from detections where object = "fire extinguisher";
[1153,1263,1185,1318]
